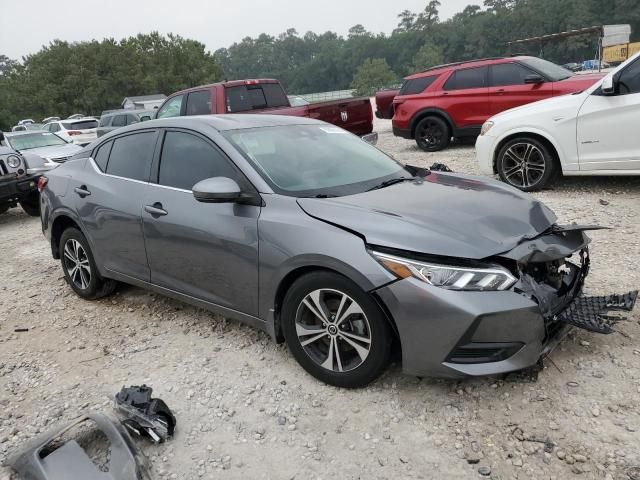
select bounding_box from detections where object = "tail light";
[37,176,48,192]
[67,131,82,136]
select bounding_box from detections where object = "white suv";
[476,52,640,191]
[43,117,99,146]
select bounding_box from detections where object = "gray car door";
[142,129,260,315]
[75,130,158,281]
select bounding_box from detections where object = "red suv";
[392,56,604,151]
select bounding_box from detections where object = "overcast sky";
[0,0,481,60]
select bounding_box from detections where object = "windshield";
[224,125,406,197]
[8,132,68,151]
[519,57,573,81]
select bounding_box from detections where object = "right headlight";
[480,121,494,136]
[372,251,517,291]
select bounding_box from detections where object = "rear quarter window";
[399,76,438,95]
[105,132,156,181]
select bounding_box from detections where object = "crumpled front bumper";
[373,226,636,379]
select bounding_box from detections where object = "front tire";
[496,137,558,191]
[282,272,391,388]
[59,228,117,300]
[415,116,451,152]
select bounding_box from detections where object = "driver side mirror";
[192,177,242,203]
[524,74,544,84]
[601,75,616,95]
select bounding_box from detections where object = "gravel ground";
[1,116,639,480]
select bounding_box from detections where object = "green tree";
[412,44,444,72]
[351,58,398,97]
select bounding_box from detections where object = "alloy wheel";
[295,289,372,373]
[63,239,92,290]
[501,142,546,188]
[418,120,445,148]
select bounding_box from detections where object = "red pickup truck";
[156,79,374,136]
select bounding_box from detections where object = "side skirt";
[105,269,271,336]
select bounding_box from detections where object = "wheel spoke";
[295,323,324,337]
[339,334,370,362]
[506,146,523,162]
[303,291,330,323]
[64,243,77,263]
[300,331,327,347]
[503,164,521,178]
[527,163,545,172]
[79,267,89,289]
[333,293,348,323]
[320,337,335,371]
[334,338,344,372]
[335,301,364,326]
[339,330,371,345]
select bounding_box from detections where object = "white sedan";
[476,52,640,191]
[43,117,98,146]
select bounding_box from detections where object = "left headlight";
[480,121,494,136]
[6,155,21,168]
[372,251,517,291]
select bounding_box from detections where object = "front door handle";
[144,202,168,217]
[74,186,91,198]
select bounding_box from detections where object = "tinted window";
[444,67,488,90]
[157,95,183,118]
[618,59,640,95]
[111,115,127,127]
[99,116,113,127]
[93,141,112,172]
[186,90,212,115]
[519,57,572,81]
[62,120,98,130]
[225,84,287,113]
[106,132,156,181]
[49,123,60,132]
[490,63,535,86]
[126,114,139,125]
[399,76,438,95]
[158,131,239,190]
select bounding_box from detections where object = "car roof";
[100,115,324,139]
[102,109,156,117]
[405,56,535,80]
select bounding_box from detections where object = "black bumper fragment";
[114,385,176,443]
[557,290,638,334]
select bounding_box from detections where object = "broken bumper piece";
[557,290,638,334]
[5,414,149,480]
[114,385,176,443]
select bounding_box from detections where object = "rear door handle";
[144,203,168,217]
[74,186,91,198]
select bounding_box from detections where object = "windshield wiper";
[366,177,416,192]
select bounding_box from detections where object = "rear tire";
[415,116,451,152]
[19,193,40,217]
[59,228,117,300]
[282,271,391,388]
[496,137,558,192]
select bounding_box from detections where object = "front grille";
[447,342,524,364]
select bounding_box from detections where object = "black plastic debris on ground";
[557,290,638,334]
[429,163,453,172]
[114,385,176,443]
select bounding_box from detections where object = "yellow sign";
[603,42,640,63]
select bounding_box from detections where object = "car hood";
[553,73,604,94]
[297,172,557,260]
[491,90,586,122]
[17,144,82,159]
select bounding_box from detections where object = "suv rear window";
[399,76,438,96]
[62,120,98,130]
[443,66,488,91]
[225,84,289,113]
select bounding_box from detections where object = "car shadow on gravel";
[542,175,640,193]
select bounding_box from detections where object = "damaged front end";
[500,225,638,342]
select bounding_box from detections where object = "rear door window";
[157,95,184,118]
[99,116,112,127]
[225,84,288,112]
[186,90,212,115]
[111,115,127,127]
[399,76,438,95]
[49,123,60,132]
[490,63,535,86]
[93,141,113,171]
[106,131,156,181]
[444,66,488,90]
[158,131,241,190]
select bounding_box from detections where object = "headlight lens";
[6,155,21,168]
[480,121,494,136]
[372,251,517,291]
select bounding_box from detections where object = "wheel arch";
[271,265,400,348]
[409,108,455,139]
[50,212,85,260]
[492,130,563,175]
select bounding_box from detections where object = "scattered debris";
[429,162,453,172]
[14,328,29,333]
[557,291,638,334]
[5,414,150,480]
[599,199,610,206]
[114,385,176,443]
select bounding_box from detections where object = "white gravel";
[0,116,639,480]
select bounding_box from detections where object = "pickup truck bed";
[156,79,374,136]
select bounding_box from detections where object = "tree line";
[1,0,638,130]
